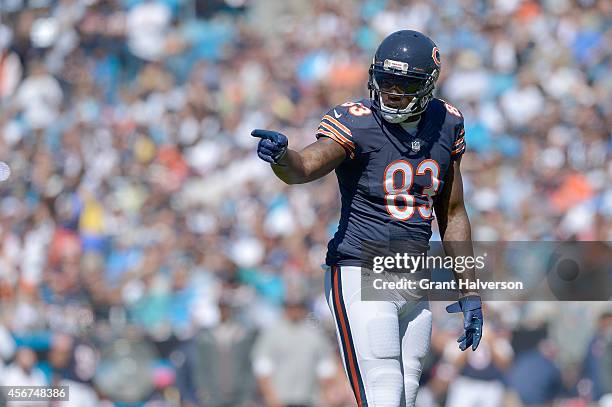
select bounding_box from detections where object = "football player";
[252,30,483,407]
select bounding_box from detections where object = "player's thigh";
[325,265,405,406]
[325,266,402,359]
[399,299,432,361]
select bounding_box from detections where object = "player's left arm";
[433,156,475,285]
[434,156,484,351]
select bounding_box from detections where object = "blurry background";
[0,0,610,406]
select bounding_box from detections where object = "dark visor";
[374,71,428,95]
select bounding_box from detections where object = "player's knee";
[365,360,403,407]
[403,355,425,407]
[402,309,433,407]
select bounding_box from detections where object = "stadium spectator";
[252,295,337,407]
[580,311,612,404]
[444,325,513,407]
[126,0,173,62]
[1,347,48,407]
[0,321,16,377]
[0,25,23,102]
[506,338,564,406]
[176,293,258,407]
[13,59,63,130]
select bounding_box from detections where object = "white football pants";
[324,265,432,407]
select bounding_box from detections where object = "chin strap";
[382,112,412,123]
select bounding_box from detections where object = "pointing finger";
[251,129,277,140]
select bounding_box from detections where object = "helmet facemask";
[368,62,438,123]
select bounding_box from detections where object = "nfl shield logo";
[411,140,421,152]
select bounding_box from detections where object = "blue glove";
[251,129,288,164]
[446,295,483,351]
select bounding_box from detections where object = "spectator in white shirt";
[2,347,48,407]
[13,60,63,130]
[0,322,16,377]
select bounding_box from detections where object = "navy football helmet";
[368,30,441,123]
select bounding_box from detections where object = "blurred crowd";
[0,0,610,406]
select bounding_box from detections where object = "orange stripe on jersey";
[317,129,351,149]
[323,115,353,137]
[319,122,355,149]
[452,144,466,155]
[317,129,355,158]
[453,136,465,147]
[317,127,353,149]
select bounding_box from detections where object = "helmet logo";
[432,47,441,66]
[383,59,409,73]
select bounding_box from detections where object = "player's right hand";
[251,129,288,164]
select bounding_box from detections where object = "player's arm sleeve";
[451,118,466,160]
[315,110,356,159]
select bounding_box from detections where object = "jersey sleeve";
[315,107,356,159]
[451,117,466,160]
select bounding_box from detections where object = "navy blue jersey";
[316,98,466,266]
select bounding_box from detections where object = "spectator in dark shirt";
[580,311,612,403]
[507,339,563,406]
